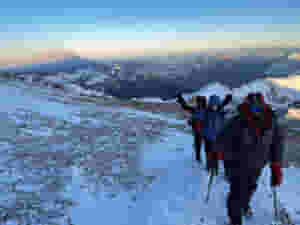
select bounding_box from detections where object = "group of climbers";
[176,92,286,225]
[176,93,232,165]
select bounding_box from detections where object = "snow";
[191,82,232,99]
[133,77,300,107]
[0,84,77,120]
[0,79,300,225]
[85,74,109,86]
[13,68,108,99]
[131,97,165,103]
[63,83,104,97]
[68,166,131,225]
[268,75,300,93]
[158,77,300,115]
[43,75,67,86]
[128,129,300,225]
[116,106,187,126]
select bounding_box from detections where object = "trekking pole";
[272,187,280,225]
[272,187,295,225]
[261,165,268,185]
[205,171,214,203]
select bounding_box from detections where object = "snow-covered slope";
[129,131,300,225]
[231,79,298,107]
[268,75,300,93]
[13,68,110,98]
[131,82,233,104]
[0,80,299,225]
[137,76,299,112]
[0,56,110,74]
[181,82,232,102]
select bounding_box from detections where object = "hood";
[208,95,221,106]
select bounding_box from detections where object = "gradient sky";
[1,1,300,65]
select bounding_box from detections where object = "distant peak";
[69,55,82,60]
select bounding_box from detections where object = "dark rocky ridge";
[2,49,300,100]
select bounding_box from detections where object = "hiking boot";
[225,219,241,225]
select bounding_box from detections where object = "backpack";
[238,93,273,136]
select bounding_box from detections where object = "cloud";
[0,48,76,67]
[0,35,299,67]
[69,38,300,59]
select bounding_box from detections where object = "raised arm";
[176,93,195,113]
[216,94,233,114]
[220,94,233,110]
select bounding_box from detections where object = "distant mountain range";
[0,48,299,78]
[264,52,300,76]
[0,56,112,75]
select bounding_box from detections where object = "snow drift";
[0,75,300,225]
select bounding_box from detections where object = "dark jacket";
[176,95,206,114]
[217,114,286,173]
[177,94,233,137]
[177,95,207,133]
[177,94,232,114]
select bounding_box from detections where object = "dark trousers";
[193,133,203,162]
[204,138,214,153]
[226,164,262,225]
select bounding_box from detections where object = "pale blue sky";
[0,1,299,64]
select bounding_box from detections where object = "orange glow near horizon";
[0,39,299,67]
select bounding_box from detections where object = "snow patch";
[131,97,165,103]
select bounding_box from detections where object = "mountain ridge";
[0,55,112,74]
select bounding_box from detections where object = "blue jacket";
[203,95,226,141]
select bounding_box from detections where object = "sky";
[0,1,300,65]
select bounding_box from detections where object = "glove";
[206,152,219,176]
[271,162,283,187]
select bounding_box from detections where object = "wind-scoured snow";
[0,81,182,224]
[0,83,77,120]
[11,68,108,99]
[131,97,166,104]
[0,79,299,225]
[128,131,300,225]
